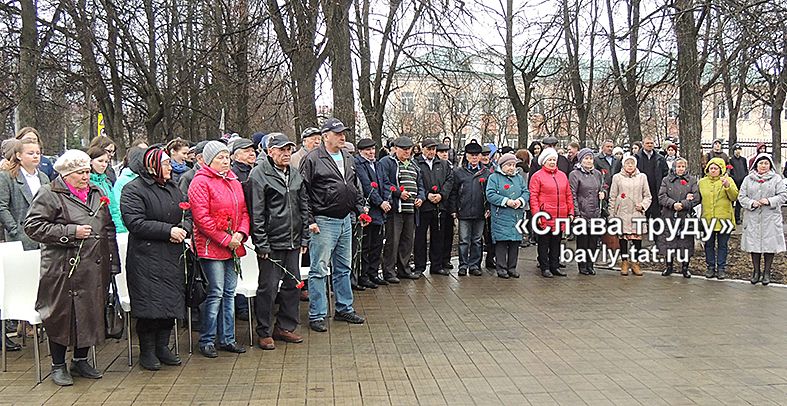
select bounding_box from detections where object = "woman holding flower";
[657,158,698,278]
[24,149,120,386]
[120,146,188,370]
[738,153,787,285]
[188,141,250,358]
[698,157,738,279]
[609,154,651,276]
[486,153,529,278]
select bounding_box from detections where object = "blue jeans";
[704,231,730,271]
[458,219,485,270]
[199,258,238,347]
[308,215,354,321]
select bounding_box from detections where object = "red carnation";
[296,281,305,289]
[602,169,608,175]
[432,186,438,192]
[504,184,511,190]
[680,180,687,186]
[359,213,372,223]
[99,196,110,206]
[726,165,733,170]
[479,178,486,183]
[179,202,191,210]
[620,193,626,199]
[400,186,405,192]
[370,181,378,188]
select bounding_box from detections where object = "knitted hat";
[576,147,594,163]
[203,140,230,165]
[497,152,520,168]
[750,153,774,171]
[538,147,559,166]
[1,138,21,161]
[612,146,624,156]
[621,153,638,167]
[54,149,91,176]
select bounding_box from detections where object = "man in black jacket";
[300,118,367,332]
[729,143,748,223]
[636,135,669,219]
[451,141,488,276]
[413,138,454,276]
[378,136,426,283]
[246,133,309,350]
[436,143,455,269]
[230,138,257,183]
[594,139,618,215]
[354,138,391,288]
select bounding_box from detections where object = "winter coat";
[24,177,120,347]
[188,165,250,260]
[299,145,365,222]
[529,154,572,180]
[354,155,388,225]
[636,150,668,199]
[594,153,618,192]
[729,155,748,187]
[529,166,574,232]
[120,170,188,320]
[486,166,529,242]
[377,154,426,213]
[657,172,699,256]
[738,160,787,253]
[0,169,50,250]
[90,173,113,205]
[111,168,139,233]
[451,163,488,220]
[38,155,56,181]
[246,156,310,254]
[609,169,652,235]
[178,164,199,199]
[414,155,454,213]
[568,167,603,219]
[231,161,253,184]
[698,158,739,232]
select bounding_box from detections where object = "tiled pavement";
[2,247,787,405]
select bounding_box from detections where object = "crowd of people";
[1,120,786,387]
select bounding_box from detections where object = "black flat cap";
[231,138,255,154]
[436,144,450,152]
[421,138,438,148]
[465,141,482,154]
[393,136,414,148]
[357,138,375,150]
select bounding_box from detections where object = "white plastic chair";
[0,249,43,383]
[235,252,260,346]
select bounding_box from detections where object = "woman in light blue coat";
[486,153,529,278]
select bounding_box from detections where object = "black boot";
[662,263,674,277]
[50,363,73,386]
[138,330,161,371]
[717,267,726,280]
[762,269,771,286]
[155,328,181,366]
[681,263,691,278]
[70,358,102,379]
[586,262,596,275]
[751,259,761,285]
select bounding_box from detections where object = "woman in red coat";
[529,147,574,278]
[188,141,251,358]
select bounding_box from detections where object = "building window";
[427,92,441,112]
[401,92,414,113]
[714,103,726,119]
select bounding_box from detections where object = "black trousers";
[136,318,175,333]
[255,249,300,338]
[361,223,383,280]
[441,214,454,267]
[494,241,519,274]
[484,217,495,264]
[383,212,415,278]
[414,210,443,272]
[537,234,562,271]
[576,235,598,258]
[50,344,89,365]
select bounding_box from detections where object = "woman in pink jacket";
[529,147,574,278]
[188,141,251,358]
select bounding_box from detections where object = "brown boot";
[630,261,643,276]
[620,260,630,276]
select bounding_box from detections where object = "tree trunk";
[327,0,355,141]
[673,0,703,176]
[17,0,38,129]
[771,56,787,168]
[504,0,529,149]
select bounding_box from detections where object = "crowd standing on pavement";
[1,121,787,387]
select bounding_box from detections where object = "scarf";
[144,148,170,186]
[65,180,89,204]
[171,159,189,174]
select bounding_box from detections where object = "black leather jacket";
[299,144,364,223]
[246,157,310,254]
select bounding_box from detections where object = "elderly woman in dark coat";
[24,149,120,386]
[568,148,605,275]
[121,147,188,370]
[657,158,699,278]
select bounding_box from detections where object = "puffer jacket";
[451,163,488,220]
[529,166,574,231]
[486,166,529,242]
[738,154,787,253]
[698,157,739,232]
[246,156,310,254]
[188,165,250,259]
[568,166,603,219]
[609,168,651,235]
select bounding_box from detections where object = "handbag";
[105,276,125,339]
[185,245,208,308]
